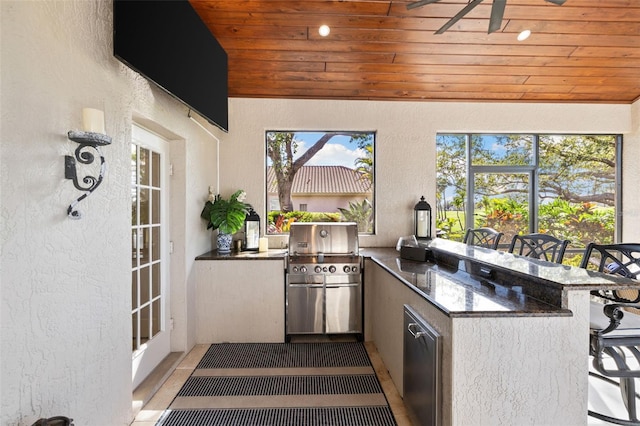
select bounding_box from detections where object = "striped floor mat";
[157,342,397,426]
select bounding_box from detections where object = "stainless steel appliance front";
[286,222,362,338]
[403,304,441,426]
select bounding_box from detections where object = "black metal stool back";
[579,242,640,425]
[462,227,503,250]
[508,233,570,264]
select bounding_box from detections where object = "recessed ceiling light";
[318,25,331,37]
[517,29,531,41]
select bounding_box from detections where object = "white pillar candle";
[82,108,105,134]
[258,237,269,252]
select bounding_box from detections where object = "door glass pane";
[131,229,139,268]
[151,226,160,262]
[132,311,138,351]
[151,190,160,224]
[152,299,161,338]
[473,173,529,246]
[152,263,160,299]
[140,266,150,306]
[152,151,161,187]
[471,135,533,166]
[132,271,138,310]
[141,228,150,261]
[140,148,150,186]
[140,188,150,225]
[140,304,150,345]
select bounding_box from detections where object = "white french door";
[131,124,170,389]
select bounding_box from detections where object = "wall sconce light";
[414,196,432,240]
[65,108,111,219]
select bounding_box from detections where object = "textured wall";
[1,0,638,424]
[623,101,640,241]
[225,98,635,248]
[0,1,220,424]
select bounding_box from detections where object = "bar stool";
[462,227,503,250]
[508,233,570,264]
[579,242,640,425]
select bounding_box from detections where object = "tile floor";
[132,341,634,426]
[131,342,411,426]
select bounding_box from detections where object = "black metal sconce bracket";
[65,130,111,219]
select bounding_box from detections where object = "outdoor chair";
[507,233,570,264]
[579,242,640,425]
[462,227,503,250]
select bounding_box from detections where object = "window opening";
[266,131,375,234]
[437,134,620,264]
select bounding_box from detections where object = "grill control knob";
[292,266,299,273]
[314,265,322,273]
[351,266,358,273]
[323,266,328,272]
[343,265,351,273]
[300,266,307,273]
[329,265,336,273]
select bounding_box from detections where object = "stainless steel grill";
[286,223,363,339]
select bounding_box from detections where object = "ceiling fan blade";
[545,0,566,4]
[435,0,485,34]
[406,0,442,10]
[488,0,507,33]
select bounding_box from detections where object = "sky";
[267,132,370,168]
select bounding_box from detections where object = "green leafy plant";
[201,189,249,234]
[338,199,373,233]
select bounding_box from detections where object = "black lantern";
[414,196,432,240]
[244,208,260,251]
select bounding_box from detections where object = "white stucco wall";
[623,100,640,241]
[1,0,639,425]
[224,98,635,248]
[0,1,221,425]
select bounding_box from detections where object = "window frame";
[437,133,622,247]
[265,130,376,235]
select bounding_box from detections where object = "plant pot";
[216,232,233,254]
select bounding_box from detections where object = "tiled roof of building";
[267,166,372,195]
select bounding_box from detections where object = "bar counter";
[362,238,640,318]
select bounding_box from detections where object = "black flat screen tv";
[113,0,228,132]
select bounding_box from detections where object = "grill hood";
[288,222,359,256]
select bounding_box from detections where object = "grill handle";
[407,322,427,339]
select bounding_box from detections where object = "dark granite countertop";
[427,238,640,292]
[362,240,640,318]
[196,239,640,318]
[361,247,573,318]
[195,249,287,260]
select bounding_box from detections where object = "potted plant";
[201,189,249,253]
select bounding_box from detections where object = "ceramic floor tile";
[134,341,409,426]
[176,344,209,370]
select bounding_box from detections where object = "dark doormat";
[156,406,397,426]
[195,342,371,369]
[157,342,398,426]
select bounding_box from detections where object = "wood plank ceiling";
[189,0,640,103]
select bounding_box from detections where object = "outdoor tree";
[266,131,372,213]
[436,134,617,246]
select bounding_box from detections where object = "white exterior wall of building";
[225,98,635,248]
[1,1,222,424]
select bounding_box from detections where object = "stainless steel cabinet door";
[325,282,362,333]
[286,284,323,334]
[404,304,441,426]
